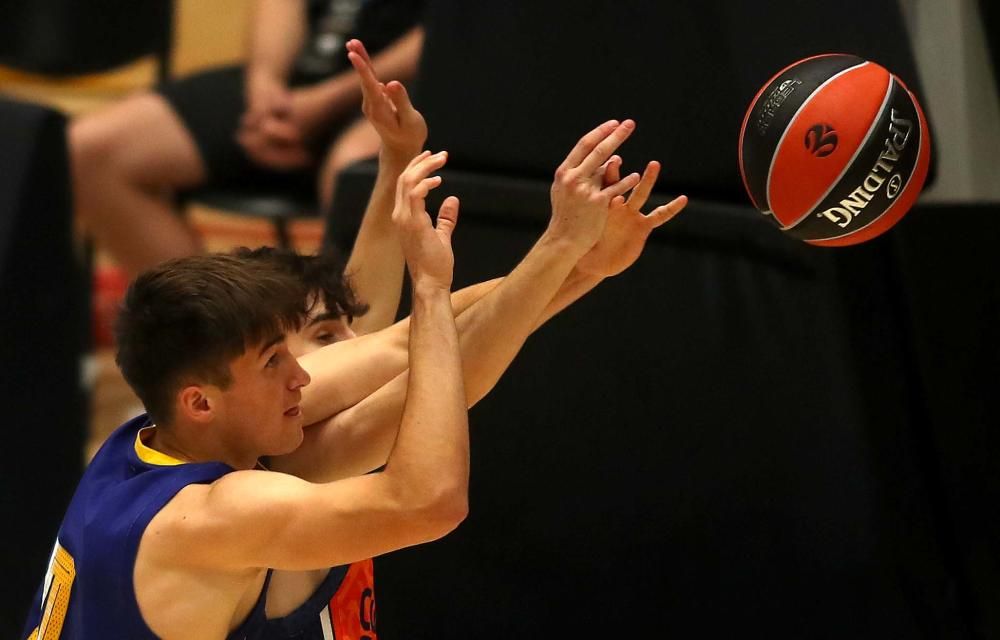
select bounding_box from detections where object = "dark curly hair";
[231,246,369,322]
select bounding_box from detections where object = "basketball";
[738,53,931,246]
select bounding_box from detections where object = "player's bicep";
[162,470,448,572]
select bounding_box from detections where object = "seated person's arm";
[245,0,307,122]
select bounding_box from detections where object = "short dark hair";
[232,246,369,322]
[115,254,309,426]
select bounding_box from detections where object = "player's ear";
[176,385,215,424]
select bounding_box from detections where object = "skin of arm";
[143,153,468,578]
[245,0,306,117]
[342,39,427,334]
[278,122,692,482]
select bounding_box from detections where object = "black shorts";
[158,64,354,198]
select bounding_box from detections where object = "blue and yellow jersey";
[19,414,271,640]
[21,413,377,639]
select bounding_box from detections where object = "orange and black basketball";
[738,53,931,246]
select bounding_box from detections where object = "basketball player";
[22,105,680,637]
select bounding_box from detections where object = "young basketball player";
[22,105,685,637]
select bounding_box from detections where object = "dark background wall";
[328,0,998,637]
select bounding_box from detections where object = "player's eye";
[314,332,335,345]
[265,353,280,368]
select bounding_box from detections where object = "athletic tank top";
[20,414,271,640]
[263,559,377,639]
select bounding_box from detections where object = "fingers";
[435,196,461,245]
[345,39,374,68]
[602,172,641,199]
[558,119,619,174]
[386,81,417,119]
[258,117,303,145]
[646,195,688,228]
[577,119,636,176]
[601,155,622,188]
[236,129,311,170]
[397,150,449,212]
[625,161,660,210]
[347,50,382,93]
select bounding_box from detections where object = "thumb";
[646,195,688,228]
[435,196,460,245]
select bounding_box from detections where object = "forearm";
[383,283,468,503]
[299,277,503,422]
[310,26,424,115]
[532,268,605,331]
[247,0,307,82]
[346,154,410,335]
[453,235,588,405]
[279,256,597,481]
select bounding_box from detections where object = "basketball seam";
[782,74,895,230]
[812,97,923,242]
[764,61,869,218]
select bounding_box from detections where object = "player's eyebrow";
[258,334,285,356]
[308,311,342,325]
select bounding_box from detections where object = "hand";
[575,157,688,278]
[347,39,428,165]
[236,113,312,170]
[393,151,459,289]
[244,70,292,129]
[548,120,642,254]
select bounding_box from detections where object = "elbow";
[413,482,468,540]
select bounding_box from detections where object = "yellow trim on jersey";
[34,543,75,640]
[134,427,186,466]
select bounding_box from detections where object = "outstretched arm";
[280,122,687,481]
[343,39,427,335]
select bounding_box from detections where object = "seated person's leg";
[71,93,207,277]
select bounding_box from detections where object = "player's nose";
[289,359,311,389]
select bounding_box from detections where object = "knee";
[69,111,124,182]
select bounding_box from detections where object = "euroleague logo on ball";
[738,53,932,246]
[804,123,838,157]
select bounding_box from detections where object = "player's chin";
[271,416,307,456]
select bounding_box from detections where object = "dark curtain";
[0,98,87,637]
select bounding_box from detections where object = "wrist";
[246,66,285,87]
[411,279,453,299]
[537,230,592,261]
[568,264,607,286]
[380,148,421,171]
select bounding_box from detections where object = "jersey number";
[27,540,76,640]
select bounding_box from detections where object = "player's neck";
[146,423,259,470]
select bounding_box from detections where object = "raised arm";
[145,152,468,573]
[278,121,690,481]
[343,39,427,334]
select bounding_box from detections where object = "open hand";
[575,157,687,278]
[393,150,459,289]
[347,39,427,165]
[548,120,643,254]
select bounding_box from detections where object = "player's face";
[218,335,312,457]
[286,299,357,358]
